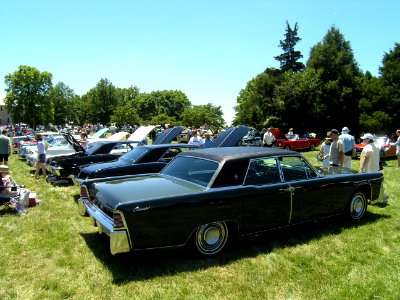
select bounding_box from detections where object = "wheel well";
[351,184,371,201]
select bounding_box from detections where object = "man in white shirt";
[263,128,275,147]
[188,130,204,147]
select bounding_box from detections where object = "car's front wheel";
[284,145,291,150]
[195,221,228,255]
[346,192,367,221]
[310,144,316,151]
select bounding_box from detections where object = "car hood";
[62,132,86,153]
[92,128,109,138]
[79,159,129,174]
[210,125,249,147]
[94,175,203,209]
[153,126,184,144]
[127,125,155,141]
[270,128,288,140]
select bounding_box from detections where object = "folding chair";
[0,180,25,214]
[0,190,18,213]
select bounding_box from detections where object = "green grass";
[1,151,399,300]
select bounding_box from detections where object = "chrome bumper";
[84,199,131,255]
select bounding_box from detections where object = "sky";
[0,0,399,125]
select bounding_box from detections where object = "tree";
[49,82,77,126]
[274,68,322,133]
[307,26,362,133]
[181,103,225,130]
[84,78,117,124]
[233,68,282,128]
[4,65,53,127]
[135,90,191,122]
[378,43,400,131]
[111,105,141,127]
[149,113,176,127]
[274,21,305,73]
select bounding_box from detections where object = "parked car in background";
[46,133,143,183]
[240,127,262,147]
[19,131,59,157]
[272,128,320,151]
[12,135,36,153]
[26,135,76,166]
[354,135,396,158]
[81,146,384,256]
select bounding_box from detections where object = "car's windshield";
[161,156,219,187]
[119,146,148,162]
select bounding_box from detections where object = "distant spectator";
[392,129,400,168]
[188,130,204,147]
[203,132,213,148]
[32,133,46,179]
[328,129,344,168]
[320,136,332,169]
[0,130,12,166]
[263,127,275,147]
[339,126,355,169]
[287,128,295,139]
[79,132,89,150]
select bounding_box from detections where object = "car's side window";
[160,148,181,162]
[110,143,129,154]
[280,156,316,181]
[244,157,281,185]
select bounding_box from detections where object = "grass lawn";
[1,150,399,300]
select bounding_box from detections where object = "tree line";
[4,71,225,131]
[234,23,400,138]
[4,23,400,138]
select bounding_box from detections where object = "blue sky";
[1,0,398,125]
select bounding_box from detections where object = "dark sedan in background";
[81,147,384,256]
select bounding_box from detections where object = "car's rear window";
[161,156,219,187]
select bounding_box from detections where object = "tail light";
[80,185,89,198]
[113,211,124,228]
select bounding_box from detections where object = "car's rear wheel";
[284,145,291,150]
[346,192,367,221]
[195,221,228,256]
[310,144,316,151]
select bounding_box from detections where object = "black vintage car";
[74,125,250,184]
[46,126,184,182]
[46,134,142,181]
[81,147,384,256]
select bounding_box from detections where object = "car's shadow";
[80,211,389,284]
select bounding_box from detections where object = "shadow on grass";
[80,210,389,284]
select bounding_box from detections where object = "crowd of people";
[317,127,400,172]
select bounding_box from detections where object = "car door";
[242,157,291,234]
[279,156,350,223]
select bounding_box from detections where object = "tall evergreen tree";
[307,26,361,133]
[274,21,305,73]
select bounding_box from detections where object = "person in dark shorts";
[33,133,47,179]
[0,130,11,165]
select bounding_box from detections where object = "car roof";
[142,143,198,150]
[178,146,299,163]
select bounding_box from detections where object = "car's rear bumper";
[84,199,131,255]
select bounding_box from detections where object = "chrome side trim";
[84,200,131,255]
